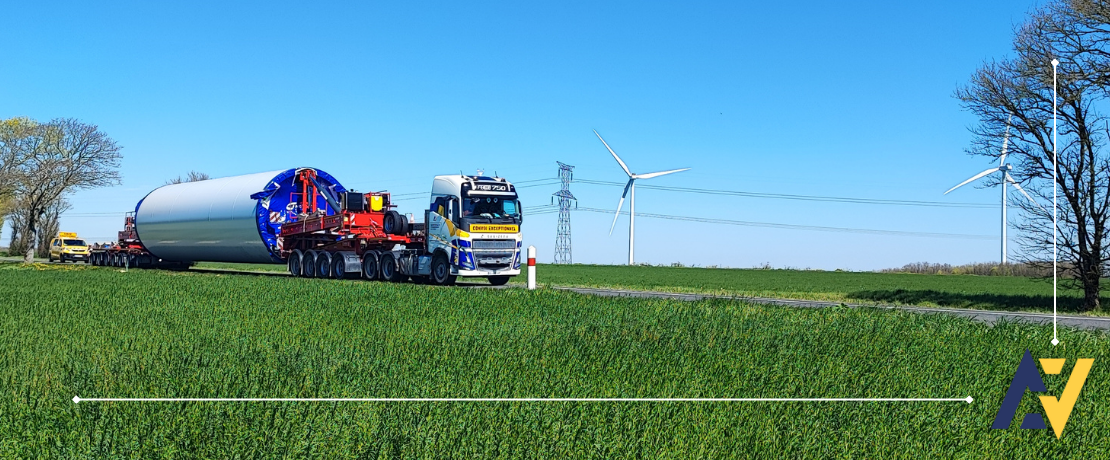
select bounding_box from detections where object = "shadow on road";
[846,289,1088,313]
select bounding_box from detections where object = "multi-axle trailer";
[90,167,524,285]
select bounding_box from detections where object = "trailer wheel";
[316,252,333,278]
[430,252,456,286]
[362,251,380,280]
[303,251,318,278]
[332,255,352,279]
[487,276,510,286]
[288,249,303,276]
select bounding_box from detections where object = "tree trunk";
[1083,275,1101,312]
[22,214,35,264]
[1078,249,1102,312]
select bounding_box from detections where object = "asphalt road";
[7,258,1109,331]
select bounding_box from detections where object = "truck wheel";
[303,251,317,278]
[430,253,456,286]
[488,276,510,286]
[128,254,137,268]
[397,213,409,235]
[362,251,380,280]
[332,254,352,279]
[288,249,303,276]
[315,252,332,278]
[380,252,405,282]
[383,211,399,235]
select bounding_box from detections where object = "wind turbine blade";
[634,168,691,179]
[1006,173,1048,212]
[594,130,632,177]
[1000,113,1013,166]
[944,168,998,195]
[609,180,633,235]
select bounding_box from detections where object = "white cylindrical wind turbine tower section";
[629,181,635,265]
[1002,178,1007,265]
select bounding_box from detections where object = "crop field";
[528,264,1088,313]
[1,262,1108,458]
[195,261,1093,314]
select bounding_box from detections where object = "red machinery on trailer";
[278,169,428,282]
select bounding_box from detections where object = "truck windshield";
[64,239,87,246]
[462,197,520,219]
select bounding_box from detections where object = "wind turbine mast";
[594,130,689,265]
[945,115,1045,264]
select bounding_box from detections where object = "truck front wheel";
[430,253,456,286]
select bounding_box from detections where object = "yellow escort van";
[49,232,90,263]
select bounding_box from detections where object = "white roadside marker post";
[527,246,536,290]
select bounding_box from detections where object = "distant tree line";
[881,262,1055,277]
[0,117,122,262]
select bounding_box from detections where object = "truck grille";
[472,239,516,250]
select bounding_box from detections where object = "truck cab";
[49,232,90,263]
[426,175,523,285]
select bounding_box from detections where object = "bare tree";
[0,117,40,249]
[165,170,210,185]
[956,0,1110,311]
[8,118,122,263]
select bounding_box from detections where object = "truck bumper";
[455,268,521,278]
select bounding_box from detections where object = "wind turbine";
[944,116,1046,264]
[594,130,690,265]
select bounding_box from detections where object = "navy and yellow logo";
[991,349,1094,438]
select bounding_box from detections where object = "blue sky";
[1,1,1048,269]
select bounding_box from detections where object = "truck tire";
[316,252,333,278]
[362,251,380,280]
[288,250,303,276]
[332,254,353,279]
[382,211,396,234]
[397,213,409,235]
[488,276,510,286]
[380,252,406,282]
[430,252,456,286]
[384,211,408,235]
[303,251,318,278]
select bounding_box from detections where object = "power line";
[572,178,995,209]
[575,207,995,240]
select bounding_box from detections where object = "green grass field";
[195,261,1095,315]
[1,262,1107,458]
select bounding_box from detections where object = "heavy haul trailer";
[281,170,524,285]
[89,167,524,285]
[89,213,191,269]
